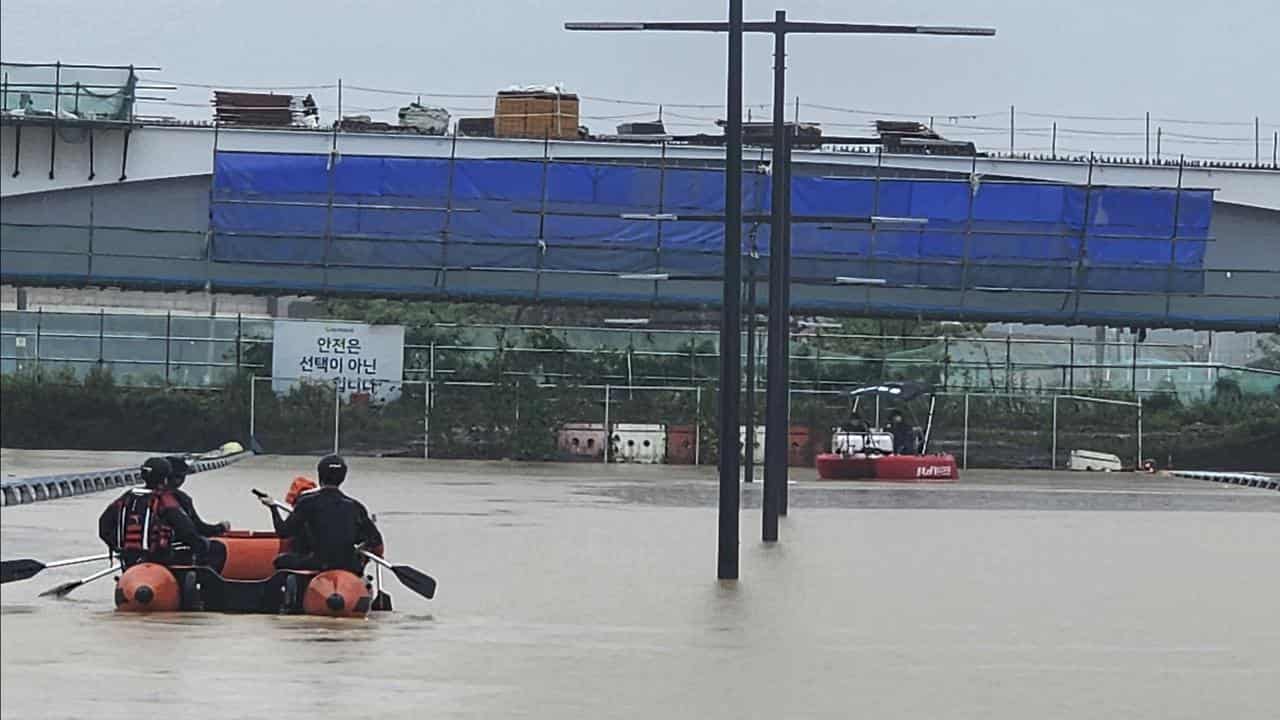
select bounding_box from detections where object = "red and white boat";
[815,382,958,482]
[815,451,958,482]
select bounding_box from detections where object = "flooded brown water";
[3,453,1278,719]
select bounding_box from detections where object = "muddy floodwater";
[2,452,1278,719]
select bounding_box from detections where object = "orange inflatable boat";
[113,530,385,617]
[113,477,388,617]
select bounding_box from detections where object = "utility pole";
[566,9,994,576]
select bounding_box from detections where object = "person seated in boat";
[886,410,918,455]
[285,476,318,506]
[165,456,230,538]
[98,457,227,573]
[279,476,319,556]
[842,412,869,433]
[262,455,384,573]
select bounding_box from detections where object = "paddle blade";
[38,564,119,599]
[391,565,437,600]
[2,559,46,584]
[38,579,84,598]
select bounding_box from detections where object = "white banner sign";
[272,319,405,400]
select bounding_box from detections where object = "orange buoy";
[115,563,181,612]
[301,570,373,618]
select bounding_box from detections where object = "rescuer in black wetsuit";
[165,456,230,538]
[887,410,918,455]
[843,411,870,433]
[98,457,226,573]
[263,455,384,573]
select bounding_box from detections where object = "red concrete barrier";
[666,425,697,464]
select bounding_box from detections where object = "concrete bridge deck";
[2,122,1277,331]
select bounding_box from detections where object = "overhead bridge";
[2,123,1277,330]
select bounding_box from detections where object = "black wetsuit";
[888,421,917,454]
[843,417,869,432]
[173,488,226,537]
[270,486,383,573]
[98,489,226,572]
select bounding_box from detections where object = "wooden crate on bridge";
[495,89,580,140]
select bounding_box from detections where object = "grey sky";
[3,0,1277,160]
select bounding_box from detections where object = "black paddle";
[39,563,121,599]
[251,489,436,601]
[359,550,437,600]
[1,553,111,584]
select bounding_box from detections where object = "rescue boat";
[814,451,959,482]
[112,530,386,617]
[815,381,960,482]
[2,475,432,614]
[112,476,389,617]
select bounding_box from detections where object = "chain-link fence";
[249,376,713,463]
[4,309,1276,469]
[7,310,1277,403]
[250,377,427,458]
[253,378,1118,470]
[1,309,270,388]
[428,382,712,462]
[1051,395,1143,470]
[6,364,1272,468]
[787,389,1147,471]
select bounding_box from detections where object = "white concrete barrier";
[612,424,666,464]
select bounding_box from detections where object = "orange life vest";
[116,488,179,555]
[285,476,318,506]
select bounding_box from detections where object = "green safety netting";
[1,63,137,121]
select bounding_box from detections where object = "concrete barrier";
[0,446,252,508]
[558,423,607,461]
[612,424,667,464]
[1170,470,1280,492]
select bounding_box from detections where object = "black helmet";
[140,457,173,489]
[317,454,348,486]
[165,456,191,489]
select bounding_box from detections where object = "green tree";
[1250,334,1280,371]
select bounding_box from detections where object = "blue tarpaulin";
[211,151,1211,294]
